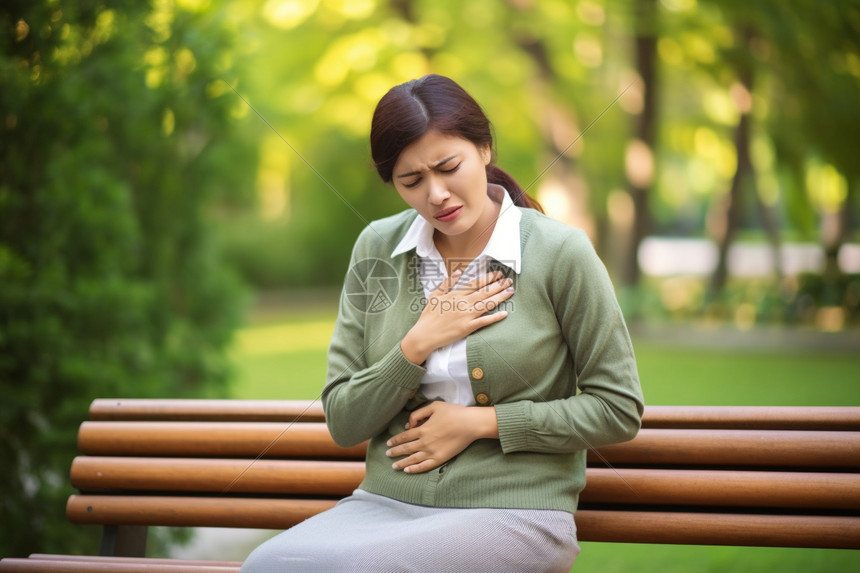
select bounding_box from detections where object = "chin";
[434,220,469,236]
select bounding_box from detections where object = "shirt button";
[471,367,484,380]
[475,392,490,405]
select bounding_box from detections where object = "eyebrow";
[396,155,458,179]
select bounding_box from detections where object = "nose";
[427,177,450,205]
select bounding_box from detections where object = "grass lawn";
[228,308,860,571]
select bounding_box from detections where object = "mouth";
[434,206,462,222]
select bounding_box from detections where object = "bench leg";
[99,525,148,557]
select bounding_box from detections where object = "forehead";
[394,131,477,171]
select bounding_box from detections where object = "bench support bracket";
[99,524,148,557]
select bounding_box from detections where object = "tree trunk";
[821,182,854,294]
[506,2,592,237]
[756,190,784,283]
[708,26,756,300]
[621,0,658,288]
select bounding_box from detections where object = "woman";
[241,74,644,572]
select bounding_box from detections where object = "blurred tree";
[762,1,860,289]
[622,0,658,290]
[0,0,251,557]
[181,0,857,323]
[213,0,550,287]
[701,0,860,300]
[649,0,858,312]
[707,21,762,300]
[216,0,636,288]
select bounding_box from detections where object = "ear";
[480,144,491,166]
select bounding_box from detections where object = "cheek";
[394,188,424,211]
[464,168,488,196]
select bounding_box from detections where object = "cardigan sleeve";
[321,226,427,447]
[494,229,644,453]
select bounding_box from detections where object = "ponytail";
[486,164,544,213]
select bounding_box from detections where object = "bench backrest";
[68,400,860,549]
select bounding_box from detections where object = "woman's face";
[392,130,494,245]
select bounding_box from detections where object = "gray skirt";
[240,489,579,573]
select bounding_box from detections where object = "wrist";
[471,406,500,440]
[401,328,433,365]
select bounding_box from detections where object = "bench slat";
[575,510,860,549]
[77,422,366,459]
[28,555,240,567]
[580,467,860,510]
[67,495,337,530]
[69,457,860,511]
[89,399,325,423]
[589,428,860,469]
[78,422,860,469]
[0,558,236,572]
[65,495,860,550]
[88,400,860,430]
[71,457,365,496]
[642,405,860,430]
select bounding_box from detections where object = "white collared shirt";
[390,185,522,406]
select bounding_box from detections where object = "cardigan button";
[475,392,490,405]
[471,367,484,380]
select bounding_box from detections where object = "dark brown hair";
[370,74,543,212]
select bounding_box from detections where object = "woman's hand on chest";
[401,270,514,366]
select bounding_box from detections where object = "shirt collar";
[390,184,522,274]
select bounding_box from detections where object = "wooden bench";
[1,400,859,571]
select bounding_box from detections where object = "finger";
[435,269,463,294]
[469,270,504,291]
[480,285,515,308]
[402,458,440,474]
[407,404,435,429]
[386,429,418,448]
[465,282,514,315]
[464,273,511,301]
[386,440,420,458]
[391,452,429,471]
[468,309,509,330]
[475,275,513,298]
[450,270,499,294]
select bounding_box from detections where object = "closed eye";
[398,159,460,188]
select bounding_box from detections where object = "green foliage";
[791,272,860,320]
[628,273,860,329]
[0,0,252,557]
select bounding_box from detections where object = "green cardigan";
[322,207,644,514]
